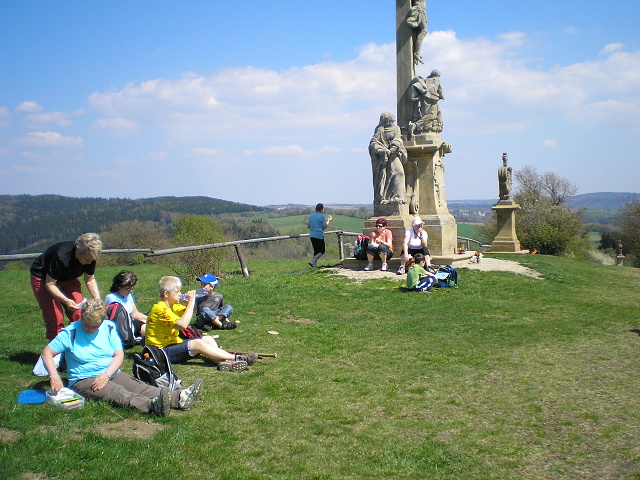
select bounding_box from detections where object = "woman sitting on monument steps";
[364,218,393,272]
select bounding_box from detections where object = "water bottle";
[143,352,156,366]
[180,288,208,302]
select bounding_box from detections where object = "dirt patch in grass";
[93,419,165,439]
[0,428,22,444]
[328,257,543,282]
[282,317,315,324]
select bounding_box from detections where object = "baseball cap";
[196,274,219,287]
[412,217,423,226]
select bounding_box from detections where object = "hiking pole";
[230,351,277,359]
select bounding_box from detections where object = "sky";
[1,0,639,206]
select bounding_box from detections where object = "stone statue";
[406,0,427,67]
[407,70,444,138]
[369,112,407,206]
[498,152,513,200]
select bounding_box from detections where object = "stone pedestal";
[491,200,521,253]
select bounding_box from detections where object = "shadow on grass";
[629,329,640,336]
[8,350,39,366]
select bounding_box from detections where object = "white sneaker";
[381,263,388,271]
[364,263,373,271]
[396,265,405,275]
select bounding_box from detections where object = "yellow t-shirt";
[145,300,185,348]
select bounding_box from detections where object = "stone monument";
[490,153,522,253]
[363,0,457,262]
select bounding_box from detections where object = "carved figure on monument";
[369,112,407,206]
[498,152,513,200]
[407,70,444,139]
[406,0,427,67]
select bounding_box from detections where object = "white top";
[406,228,428,249]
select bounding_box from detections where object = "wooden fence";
[1,231,486,277]
[0,231,361,278]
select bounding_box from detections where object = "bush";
[171,215,226,279]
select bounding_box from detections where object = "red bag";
[179,326,204,339]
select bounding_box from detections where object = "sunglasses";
[376,224,385,227]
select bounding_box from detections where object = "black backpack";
[132,345,182,391]
[106,302,142,349]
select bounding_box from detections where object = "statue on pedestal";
[407,70,444,139]
[498,152,513,201]
[369,112,407,206]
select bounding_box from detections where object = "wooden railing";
[1,232,488,276]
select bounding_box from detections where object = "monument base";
[491,200,522,253]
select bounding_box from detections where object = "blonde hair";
[75,233,102,261]
[81,299,106,327]
[158,276,182,298]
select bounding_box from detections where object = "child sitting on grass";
[406,253,436,292]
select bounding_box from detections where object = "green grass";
[1,257,640,479]
[267,214,365,235]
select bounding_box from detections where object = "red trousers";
[31,275,84,340]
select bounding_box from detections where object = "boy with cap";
[194,274,236,331]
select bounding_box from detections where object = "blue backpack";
[434,265,458,288]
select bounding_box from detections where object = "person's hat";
[412,217,423,226]
[196,274,219,287]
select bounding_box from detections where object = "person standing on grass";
[307,203,332,267]
[30,233,103,340]
[406,253,436,292]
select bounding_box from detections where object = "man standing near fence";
[307,203,332,267]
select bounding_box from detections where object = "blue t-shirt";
[105,292,135,315]
[308,212,327,239]
[47,320,122,385]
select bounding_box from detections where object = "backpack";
[354,235,370,260]
[132,345,182,391]
[434,264,458,288]
[106,302,142,349]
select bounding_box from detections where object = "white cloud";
[21,131,83,148]
[24,111,74,129]
[91,117,140,138]
[263,145,307,155]
[190,147,224,157]
[601,43,623,55]
[543,139,558,148]
[15,101,43,113]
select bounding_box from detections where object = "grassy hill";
[2,256,639,479]
[0,195,266,254]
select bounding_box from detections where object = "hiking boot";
[179,378,203,410]
[396,265,405,275]
[235,353,258,366]
[150,387,171,417]
[218,360,248,372]
[381,263,388,271]
[221,320,237,330]
[364,263,373,271]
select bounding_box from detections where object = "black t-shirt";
[30,241,96,281]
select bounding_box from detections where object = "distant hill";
[0,195,266,255]
[567,192,638,210]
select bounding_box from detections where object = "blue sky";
[1,0,639,206]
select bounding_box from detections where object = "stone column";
[491,200,522,253]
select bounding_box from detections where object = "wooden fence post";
[338,232,344,261]
[235,245,250,277]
